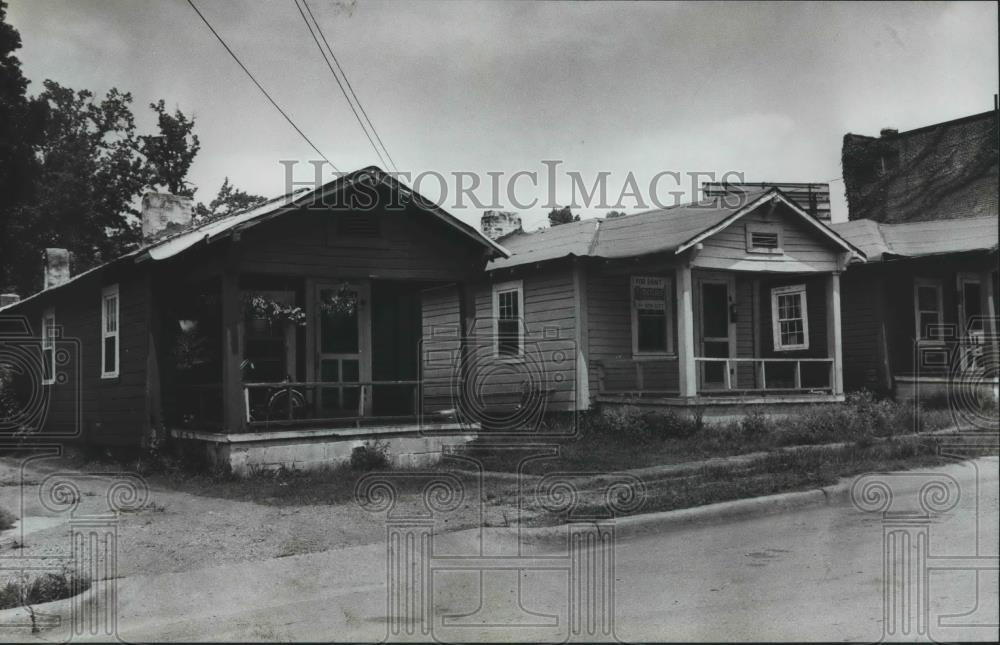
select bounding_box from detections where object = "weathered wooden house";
[480,187,866,418]
[832,215,999,399]
[0,168,508,471]
[834,108,1000,401]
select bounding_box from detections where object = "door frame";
[956,272,984,371]
[312,279,372,415]
[694,273,737,389]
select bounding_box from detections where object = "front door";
[698,277,735,389]
[316,281,371,417]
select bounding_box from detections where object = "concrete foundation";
[171,425,478,475]
[595,394,846,424]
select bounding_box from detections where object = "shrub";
[0,507,17,531]
[642,410,701,439]
[350,439,391,471]
[0,570,90,610]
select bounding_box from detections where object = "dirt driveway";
[0,455,527,578]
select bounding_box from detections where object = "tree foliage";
[195,177,267,223]
[0,4,266,297]
[547,206,579,226]
[0,0,45,292]
[141,99,200,197]
[606,210,627,218]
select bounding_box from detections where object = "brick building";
[842,108,998,223]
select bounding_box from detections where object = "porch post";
[221,264,245,432]
[826,272,844,395]
[677,263,697,398]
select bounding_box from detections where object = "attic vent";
[751,232,779,249]
[746,223,783,254]
[338,214,380,237]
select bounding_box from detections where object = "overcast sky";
[7,0,998,228]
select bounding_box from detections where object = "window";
[631,276,674,355]
[746,223,783,254]
[914,279,944,341]
[492,280,523,357]
[771,284,809,351]
[101,284,120,378]
[41,308,56,385]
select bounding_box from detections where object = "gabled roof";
[2,167,508,311]
[489,188,864,271]
[830,216,999,262]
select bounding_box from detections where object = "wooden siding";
[3,267,152,446]
[420,284,462,414]
[840,267,889,391]
[586,265,680,394]
[237,204,483,281]
[692,204,842,273]
[469,265,579,412]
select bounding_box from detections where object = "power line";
[299,0,400,174]
[185,0,340,173]
[292,0,389,171]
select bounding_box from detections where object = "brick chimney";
[43,248,71,290]
[480,210,522,240]
[141,192,193,243]
[0,293,20,307]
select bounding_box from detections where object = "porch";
[589,263,845,409]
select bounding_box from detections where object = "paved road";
[20,457,998,642]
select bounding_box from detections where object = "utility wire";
[186,0,340,173]
[299,0,400,174]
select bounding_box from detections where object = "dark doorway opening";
[371,281,423,416]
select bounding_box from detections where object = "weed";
[350,439,391,471]
[0,507,17,531]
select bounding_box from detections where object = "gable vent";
[750,231,780,250]
[337,214,380,237]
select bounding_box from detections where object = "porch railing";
[595,357,836,396]
[241,380,425,429]
[694,357,835,393]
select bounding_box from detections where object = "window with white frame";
[914,278,944,341]
[492,280,523,357]
[746,223,783,254]
[101,284,120,378]
[771,284,809,351]
[41,308,56,385]
[631,276,673,354]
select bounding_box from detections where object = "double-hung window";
[41,308,56,385]
[771,284,809,351]
[631,276,673,355]
[914,278,944,342]
[101,284,120,378]
[492,280,523,357]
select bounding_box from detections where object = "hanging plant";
[242,294,307,327]
[319,283,358,317]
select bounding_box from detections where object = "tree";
[195,177,267,223]
[0,0,45,291]
[141,99,200,197]
[547,206,579,226]
[606,210,627,218]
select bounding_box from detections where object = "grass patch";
[467,390,971,475]
[540,435,957,523]
[0,570,90,610]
